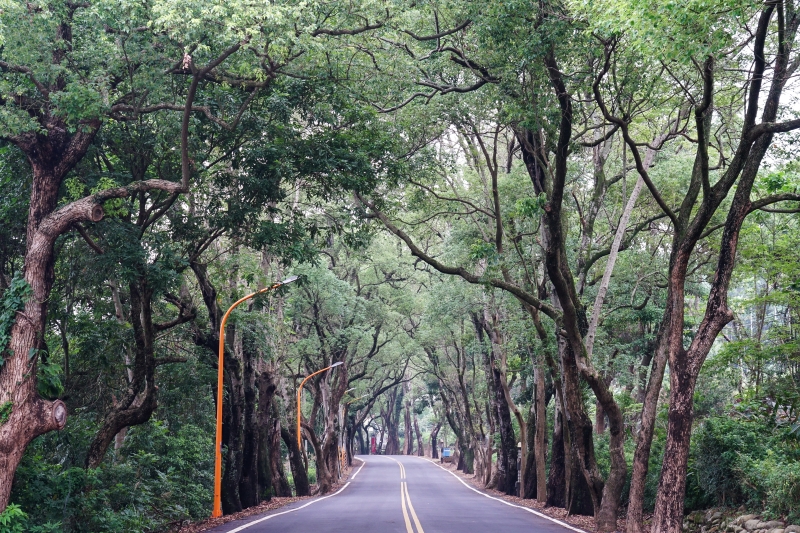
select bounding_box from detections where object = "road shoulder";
[176,458,364,533]
[424,458,596,533]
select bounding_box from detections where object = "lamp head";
[330,361,344,368]
[280,275,299,285]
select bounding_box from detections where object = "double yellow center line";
[389,458,425,533]
[401,481,424,533]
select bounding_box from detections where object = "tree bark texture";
[85,280,161,468]
[0,114,102,509]
[281,427,310,496]
[534,365,548,502]
[414,416,424,456]
[430,422,441,459]
[403,399,414,455]
[546,394,566,508]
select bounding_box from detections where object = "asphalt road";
[208,455,585,533]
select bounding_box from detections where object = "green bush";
[11,420,214,532]
[691,417,769,505]
[687,416,800,519]
[738,453,800,523]
[0,504,57,533]
[0,504,27,533]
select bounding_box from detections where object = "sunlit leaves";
[569,0,757,61]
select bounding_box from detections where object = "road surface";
[208,455,585,533]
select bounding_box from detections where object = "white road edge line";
[421,457,589,533]
[350,457,367,479]
[223,458,366,533]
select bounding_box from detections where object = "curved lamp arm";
[296,361,344,449]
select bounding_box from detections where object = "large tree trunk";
[222,353,245,514]
[0,118,99,510]
[414,416,424,456]
[652,363,697,533]
[546,395,567,508]
[305,362,347,495]
[383,388,401,455]
[403,399,414,455]
[302,421,333,494]
[477,311,520,496]
[346,413,356,465]
[522,404,538,499]
[523,365,549,500]
[356,420,368,456]
[281,427,310,496]
[626,328,669,533]
[534,365,548,502]
[239,336,260,509]
[474,314,506,490]
[267,417,292,497]
[430,422,441,459]
[85,281,160,468]
[556,322,603,517]
[492,362,518,494]
[256,370,286,500]
[377,418,386,454]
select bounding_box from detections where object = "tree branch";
[356,193,560,322]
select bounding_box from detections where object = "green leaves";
[512,194,547,219]
[36,360,64,401]
[0,503,27,533]
[0,401,11,426]
[0,276,32,366]
[468,241,496,261]
[570,0,755,61]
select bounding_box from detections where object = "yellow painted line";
[387,456,406,479]
[403,480,425,533]
[400,481,414,533]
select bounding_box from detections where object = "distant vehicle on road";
[441,447,453,463]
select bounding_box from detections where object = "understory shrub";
[11,420,213,532]
[691,417,768,506]
[688,416,800,519]
[738,454,800,523]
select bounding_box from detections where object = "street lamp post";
[296,361,343,449]
[212,275,298,519]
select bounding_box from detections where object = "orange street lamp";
[212,275,298,519]
[296,361,343,449]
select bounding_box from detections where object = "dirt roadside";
[173,459,360,533]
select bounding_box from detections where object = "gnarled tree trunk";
[430,422,441,459]
[279,426,308,496]
[0,116,100,509]
[86,281,159,468]
[414,416,424,456]
[403,398,414,455]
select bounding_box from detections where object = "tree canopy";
[2,0,800,531]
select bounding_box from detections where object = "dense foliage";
[1,0,799,532]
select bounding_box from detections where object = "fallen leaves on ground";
[436,460,600,532]
[174,459,360,532]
